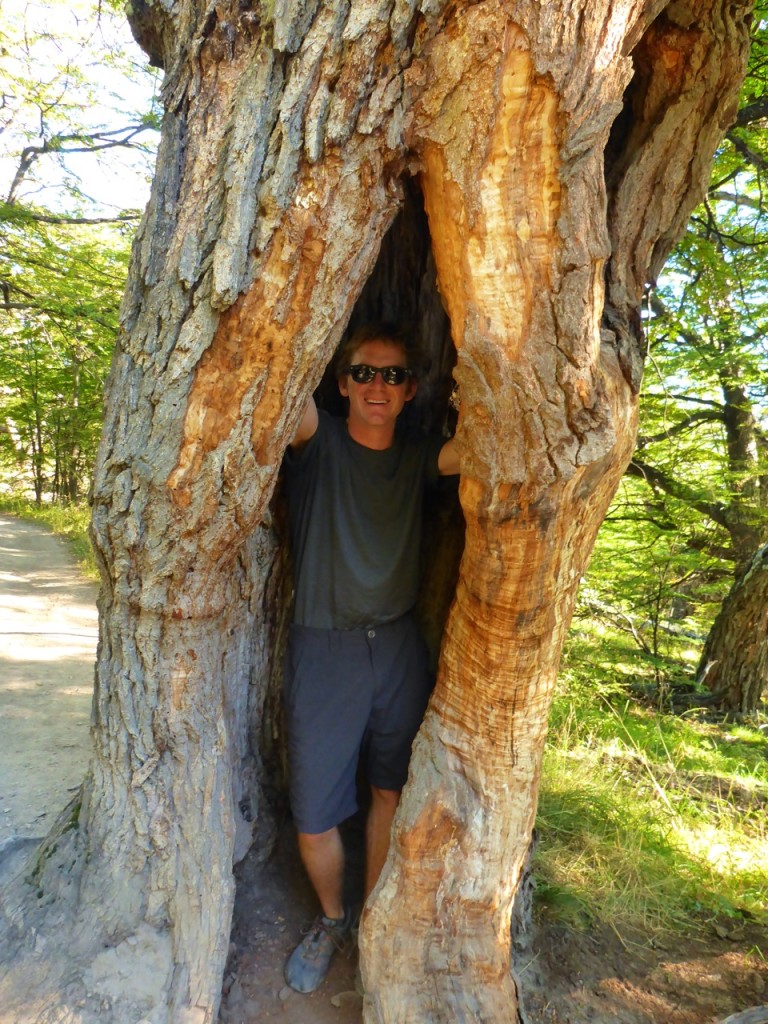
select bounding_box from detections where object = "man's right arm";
[289,397,319,451]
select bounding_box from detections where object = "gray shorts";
[283,614,432,834]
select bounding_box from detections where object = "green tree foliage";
[0,0,158,502]
[0,213,132,501]
[584,9,768,710]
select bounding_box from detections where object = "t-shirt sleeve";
[284,408,328,477]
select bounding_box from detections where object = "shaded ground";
[223,816,768,1024]
[1,513,766,1024]
[515,918,767,1024]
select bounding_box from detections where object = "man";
[282,323,459,993]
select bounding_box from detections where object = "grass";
[536,616,768,937]
[0,494,99,579]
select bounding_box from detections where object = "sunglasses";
[343,364,413,386]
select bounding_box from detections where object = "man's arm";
[290,397,319,450]
[438,438,460,476]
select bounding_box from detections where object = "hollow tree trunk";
[362,1,751,1020]
[0,1,750,1022]
[698,544,768,713]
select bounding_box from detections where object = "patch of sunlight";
[681,824,767,872]
[0,595,48,614]
[0,642,95,663]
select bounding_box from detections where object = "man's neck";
[346,418,396,450]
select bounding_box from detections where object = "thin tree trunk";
[698,544,768,713]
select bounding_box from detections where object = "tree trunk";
[698,544,768,713]
[0,1,750,1022]
[361,3,751,1018]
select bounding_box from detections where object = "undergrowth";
[536,613,768,939]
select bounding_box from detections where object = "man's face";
[338,339,417,431]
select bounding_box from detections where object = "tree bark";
[697,544,768,713]
[0,1,751,1022]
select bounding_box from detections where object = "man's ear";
[338,375,349,398]
[405,378,418,402]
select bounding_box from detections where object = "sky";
[1,0,160,215]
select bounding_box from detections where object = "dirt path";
[1,513,765,1024]
[0,514,97,869]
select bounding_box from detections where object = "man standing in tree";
[283,323,459,993]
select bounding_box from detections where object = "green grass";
[535,617,768,936]
[0,494,98,579]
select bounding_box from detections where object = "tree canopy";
[581,8,768,710]
[0,0,158,501]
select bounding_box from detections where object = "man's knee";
[298,826,338,849]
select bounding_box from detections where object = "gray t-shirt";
[285,411,444,630]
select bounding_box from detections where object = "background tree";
[0,3,752,1024]
[0,0,158,501]
[587,17,768,713]
[0,213,133,500]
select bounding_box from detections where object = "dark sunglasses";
[343,364,413,386]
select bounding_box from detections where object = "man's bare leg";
[286,827,348,993]
[297,827,345,920]
[365,786,400,898]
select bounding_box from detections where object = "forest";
[0,1,766,1022]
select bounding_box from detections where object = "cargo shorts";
[283,613,432,834]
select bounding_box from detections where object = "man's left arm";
[438,438,460,476]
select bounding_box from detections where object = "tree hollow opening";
[257,177,464,838]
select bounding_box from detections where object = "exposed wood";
[362,0,751,1019]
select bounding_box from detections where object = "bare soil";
[0,515,96,855]
[1,513,766,1024]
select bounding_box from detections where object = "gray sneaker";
[284,912,351,993]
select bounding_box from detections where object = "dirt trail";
[0,514,97,873]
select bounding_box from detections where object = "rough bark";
[697,544,768,713]
[0,1,751,1022]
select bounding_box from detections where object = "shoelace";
[301,916,350,955]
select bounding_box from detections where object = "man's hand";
[290,397,319,450]
[438,438,460,476]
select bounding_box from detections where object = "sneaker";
[284,911,351,993]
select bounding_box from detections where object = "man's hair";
[334,322,419,379]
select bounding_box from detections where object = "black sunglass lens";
[347,364,409,384]
[350,365,375,383]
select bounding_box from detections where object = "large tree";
[0,2,751,1023]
